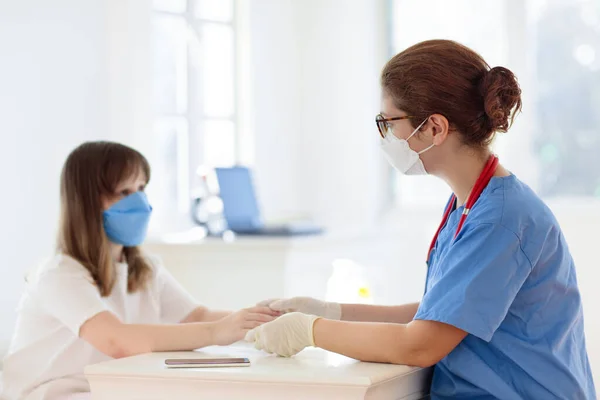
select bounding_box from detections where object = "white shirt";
[0,254,198,400]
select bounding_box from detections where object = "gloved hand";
[258,297,342,320]
[245,312,320,357]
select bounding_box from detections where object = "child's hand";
[211,306,279,346]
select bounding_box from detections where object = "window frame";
[151,0,241,229]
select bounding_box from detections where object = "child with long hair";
[1,141,278,399]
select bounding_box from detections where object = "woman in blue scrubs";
[248,40,596,399]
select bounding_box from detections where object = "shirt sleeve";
[33,258,109,335]
[414,222,532,342]
[153,259,199,323]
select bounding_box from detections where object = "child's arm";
[80,306,275,359]
[34,260,276,359]
[180,306,232,323]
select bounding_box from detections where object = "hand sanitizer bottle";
[326,259,373,304]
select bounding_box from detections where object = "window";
[390,0,600,207]
[150,0,238,231]
[532,0,600,198]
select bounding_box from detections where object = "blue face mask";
[102,191,152,247]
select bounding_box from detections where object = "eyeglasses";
[375,113,415,139]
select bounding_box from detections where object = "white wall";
[0,0,104,354]
[248,0,391,229]
[104,1,153,150]
[247,0,302,220]
[0,0,146,356]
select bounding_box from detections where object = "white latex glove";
[258,297,342,320]
[245,312,320,357]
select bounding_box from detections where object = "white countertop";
[87,342,419,386]
[85,342,431,400]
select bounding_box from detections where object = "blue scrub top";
[414,175,596,399]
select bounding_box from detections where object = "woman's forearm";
[312,319,422,365]
[312,318,466,368]
[340,302,420,323]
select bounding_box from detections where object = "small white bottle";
[326,259,373,304]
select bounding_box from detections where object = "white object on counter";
[85,342,431,400]
[326,258,374,304]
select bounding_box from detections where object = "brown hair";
[57,141,153,296]
[381,39,522,147]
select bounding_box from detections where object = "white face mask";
[380,117,434,175]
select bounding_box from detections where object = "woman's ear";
[429,113,450,146]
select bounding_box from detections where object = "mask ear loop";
[418,143,435,155]
[406,117,429,141]
[407,117,435,154]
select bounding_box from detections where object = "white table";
[85,342,431,400]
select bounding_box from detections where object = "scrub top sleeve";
[34,264,109,336]
[414,223,532,342]
[153,260,199,323]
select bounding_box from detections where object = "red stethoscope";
[426,154,499,264]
